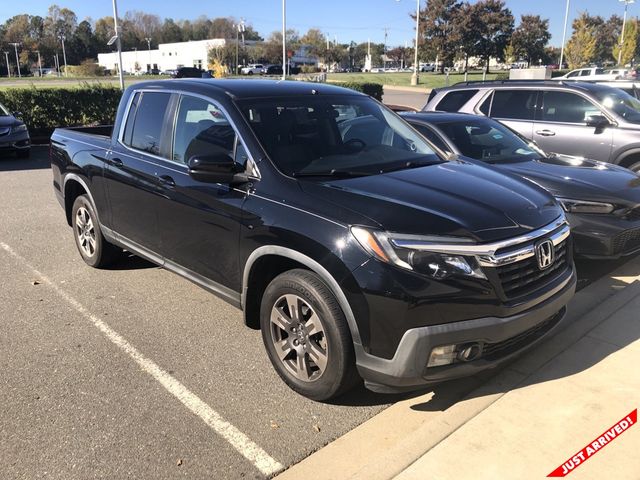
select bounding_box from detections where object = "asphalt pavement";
[0,147,635,479]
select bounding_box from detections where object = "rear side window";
[126,92,172,156]
[435,90,478,112]
[490,90,537,120]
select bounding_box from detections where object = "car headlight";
[557,198,614,214]
[351,226,486,279]
[11,124,27,134]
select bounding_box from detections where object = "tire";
[71,195,121,268]
[248,70,253,75]
[627,160,640,174]
[16,149,30,158]
[260,269,360,401]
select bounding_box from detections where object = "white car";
[240,64,265,75]
[420,63,436,72]
[557,67,619,81]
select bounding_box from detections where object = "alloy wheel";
[75,206,96,257]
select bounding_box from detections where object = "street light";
[282,0,287,80]
[396,0,421,85]
[9,43,21,78]
[234,19,245,75]
[3,51,10,78]
[559,0,570,70]
[145,37,152,73]
[111,0,125,89]
[59,35,68,76]
[618,0,636,66]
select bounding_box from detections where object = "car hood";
[0,115,17,127]
[496,154,640,206]
[299,158,561,242]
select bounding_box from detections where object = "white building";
[98,38,226,73]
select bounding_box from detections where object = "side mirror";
[12,111,22,118]
[585,115,610,128]
[187,154,250,184]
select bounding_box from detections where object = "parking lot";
[0,146,636,479]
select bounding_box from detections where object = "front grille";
[626,207,640,222]
[612,228,640,254]
[482,309,564,360]
[0,127,10,137]
[496,240,569,299]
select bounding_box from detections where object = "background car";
[423,80,640,172]
[557,67,618,81]
[264,65,283,75]
[171,67,203,78]
[0,103,31,158]
[402,111,640,258]
[240,64,265,75]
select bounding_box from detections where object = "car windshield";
[435,118,544,163]
[237,95,442,177]
[0,103,8,116]
[596,89,640,124]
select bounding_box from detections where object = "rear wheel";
[627,160,640,173]
[71,195,121,268]
[260,269,359,401]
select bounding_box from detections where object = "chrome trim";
[389,216,570,267]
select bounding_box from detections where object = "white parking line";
[0,241,283,477]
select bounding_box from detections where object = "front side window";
[541,91,601,123]
[490,90,537,120]
[595,89,640,124]
[435,118,543,162]
[237,95,441,177]
[127,92,172,156]
[435,90,478,112]
[173,95,236,164]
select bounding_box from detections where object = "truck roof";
[126,79,366,99]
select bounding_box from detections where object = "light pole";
[59,35,68,75]
[145,37,152,73]
[36,50,43,77]
[618,0,636,66]
[559,0,570,69]
[235,19,245,75]
[282,0,287,80]
[396,0,421,85]
[111,0,125,89]
[9,43,21,78]
[3,51,10,78]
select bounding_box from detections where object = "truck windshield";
[237,95,441,177]
[596,90,640,124]
[435,118,544,163]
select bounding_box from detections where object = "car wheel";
[16,149,30,158]
[248,71,253,75]
[71,195,121,268]
[260,269,360,401]
[627,161,640,174]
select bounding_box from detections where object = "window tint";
[412,124,451,152]
[129,92,171,156]
[541,91,601,123]
[478,93,492,115]
[579,70,592,77]
[436,90,478,112]
[173,95,236,164]
[566,71,580,78]
[122,92,140,146]
[490,90,537,120]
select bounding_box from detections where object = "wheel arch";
[241,246,362,346]
[63,174,97,226]
[614,148,640,169]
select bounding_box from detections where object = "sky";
[1,0,635,47]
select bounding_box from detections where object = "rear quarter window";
[489,90,537,120]
[435,90,479,112]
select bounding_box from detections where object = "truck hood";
[299,158,561,242]
[496,154,640,206]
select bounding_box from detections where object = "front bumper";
[355,269,576,393]
[0,131,31,153]
[568,212,640,258]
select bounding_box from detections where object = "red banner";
[548,409,637,477]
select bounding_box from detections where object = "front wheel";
[260,269,359,401]
[71,195,121,268]
[627,160,640,174]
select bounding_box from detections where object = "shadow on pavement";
[0,146,50,172]
[105,252,157,271]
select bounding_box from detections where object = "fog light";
[457,343,482,362]
[427,345,457,367]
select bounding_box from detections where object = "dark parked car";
[50,80,576,400]
[265,65,283,75]
[402,111,640,258]
[423,80,640,172]
[0,102,30,158]
[172,67,203,78]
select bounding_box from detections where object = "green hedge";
[333,82,384,101]
[0,84,122,139]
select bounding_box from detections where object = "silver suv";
[423,80,640,172]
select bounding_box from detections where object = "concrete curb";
[275,256,640,480]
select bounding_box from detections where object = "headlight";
[11,124,27,134]
[351,226,486,279]
[557,198,614,214]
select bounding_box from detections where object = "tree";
[511,15,551,67]
[160,18,183,43]
[613,18,638,66]
[468,0,514,73]
[418,0,462,72]
[565,13,597,68]
[453,2,477,72]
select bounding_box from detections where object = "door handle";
[109,157,124,167]
[158,175,176,188]
[535,130,556,137]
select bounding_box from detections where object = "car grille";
[482,309,564,361]
[495,239,569,299]
[612,228,640,254]
[0,127,10,137]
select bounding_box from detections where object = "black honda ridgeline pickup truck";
[51,80,576,401]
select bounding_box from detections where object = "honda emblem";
[535,239,555,270]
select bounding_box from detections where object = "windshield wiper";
[292,169,373,178]
[378,159,444,173]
